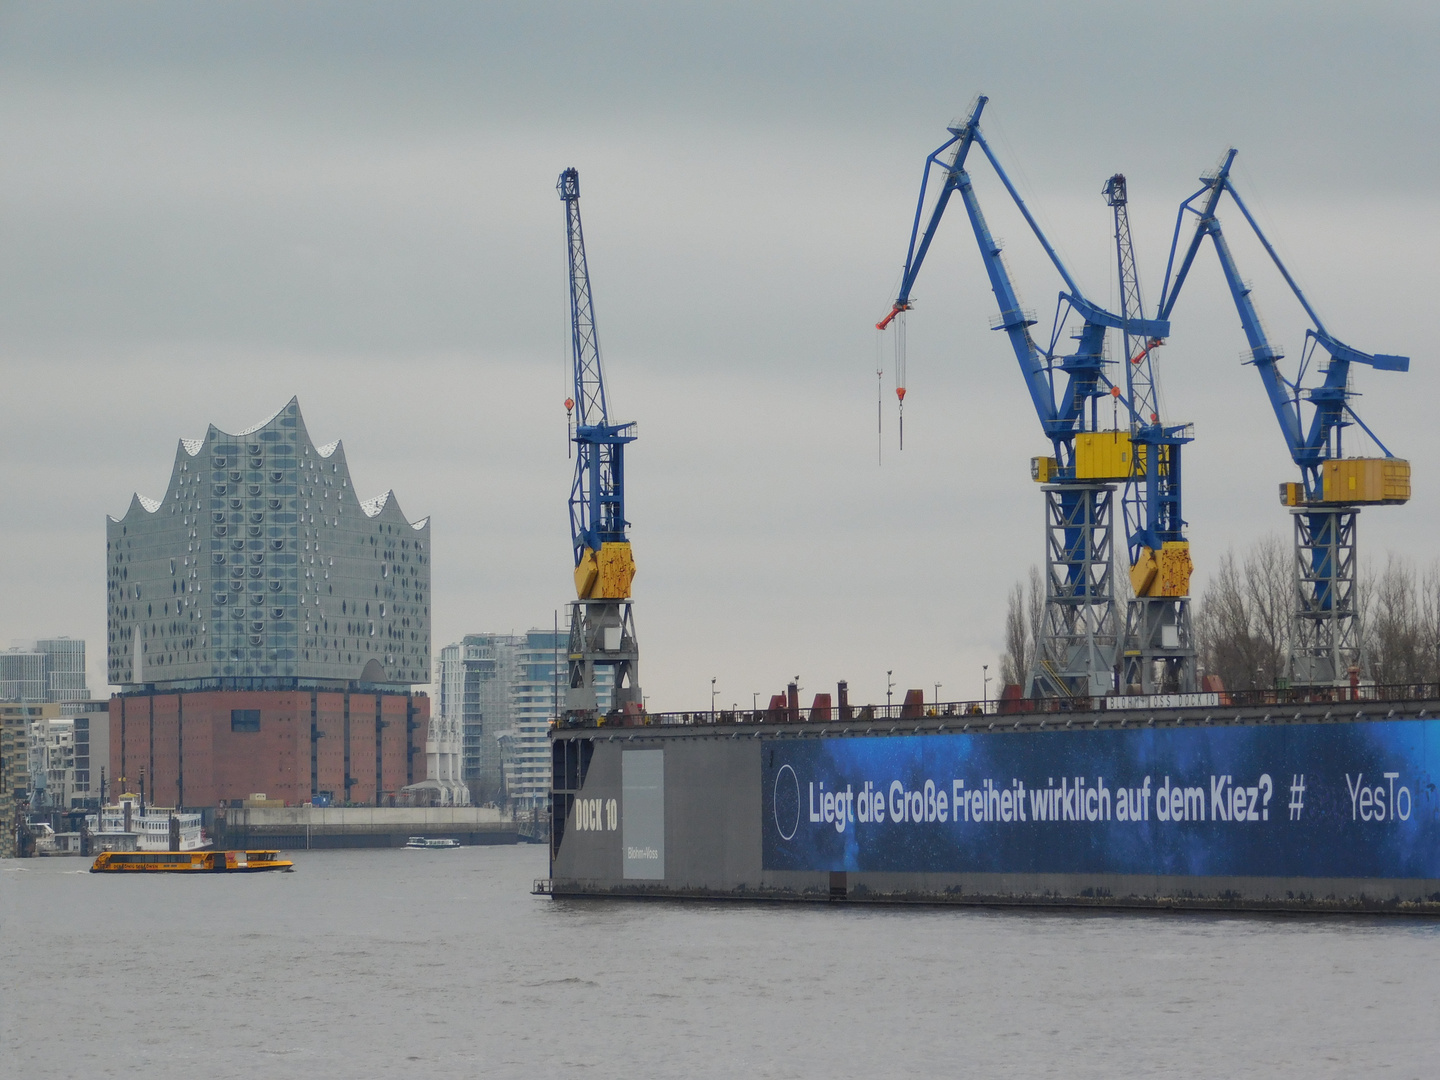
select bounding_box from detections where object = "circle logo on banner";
[774,764,800,841]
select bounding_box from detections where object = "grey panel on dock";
[622,749,664,879]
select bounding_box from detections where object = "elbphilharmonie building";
[107,397,430,690]
[104,398,433,808]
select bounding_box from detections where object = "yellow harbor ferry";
[90,850,293,873]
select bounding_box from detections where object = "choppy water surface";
[3,847,1437,1078]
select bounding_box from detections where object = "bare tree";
[1196,536,1440,690]
[1028,564,1044,668]
[1000,582,1026,688]
[1195,535,1289,690]
[1244,534,1290,688]
[999,566,1044,690]
[1365,554,1427,686]
[1422,563,1440,684]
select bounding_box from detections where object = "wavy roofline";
[234,398,295,437]
[109,396,428,530]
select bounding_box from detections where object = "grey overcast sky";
[2,1,1436,708]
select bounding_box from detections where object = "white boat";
[88,794,210,852]
[404,836,460,849]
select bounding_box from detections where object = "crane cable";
[894,309,906,450]
[875,326,884,466]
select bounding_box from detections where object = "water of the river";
[2,846,1436,1078]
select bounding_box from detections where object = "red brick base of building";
[108,687,430,809]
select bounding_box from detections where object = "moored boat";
[88,794,210,853]
[90,849,293,873]
[404,836,460,849]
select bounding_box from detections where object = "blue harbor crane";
[1157,149,1410,685]
[877,97,1188,697]
[558,167,641,720]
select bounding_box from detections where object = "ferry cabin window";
[109,853,189,864]
[231,709,261,732]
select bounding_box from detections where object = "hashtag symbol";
[1288,775,1305,820]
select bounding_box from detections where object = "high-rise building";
[0,650,46,703]
[104,398,431,808]
[500,629,571,808]
[38,639,89,707]
[438,626,609,808]
[438,634,521,804]
[1,640,91,716]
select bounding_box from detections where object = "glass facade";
[107,397,430,688]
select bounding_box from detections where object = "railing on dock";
[553,681,1440,731]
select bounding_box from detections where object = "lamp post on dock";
[886,670,894,713]
[983,665,990,712]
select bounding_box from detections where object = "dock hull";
[547,704,1440,913]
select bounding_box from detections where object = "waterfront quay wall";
[546,694,1440,913]
[215,805,521,849]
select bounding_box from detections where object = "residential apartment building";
[2,702,56,857]
[437,626,610,808]
[20,700,109,810]
[70,703,109,808]
[437,634,518,804]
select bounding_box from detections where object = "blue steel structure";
[558,167,641,719]
[878,97,1185,697]
[1157,149,1410,685]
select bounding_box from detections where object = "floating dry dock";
[544,688,1440,913]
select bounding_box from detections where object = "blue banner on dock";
[762,721,1440,879]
